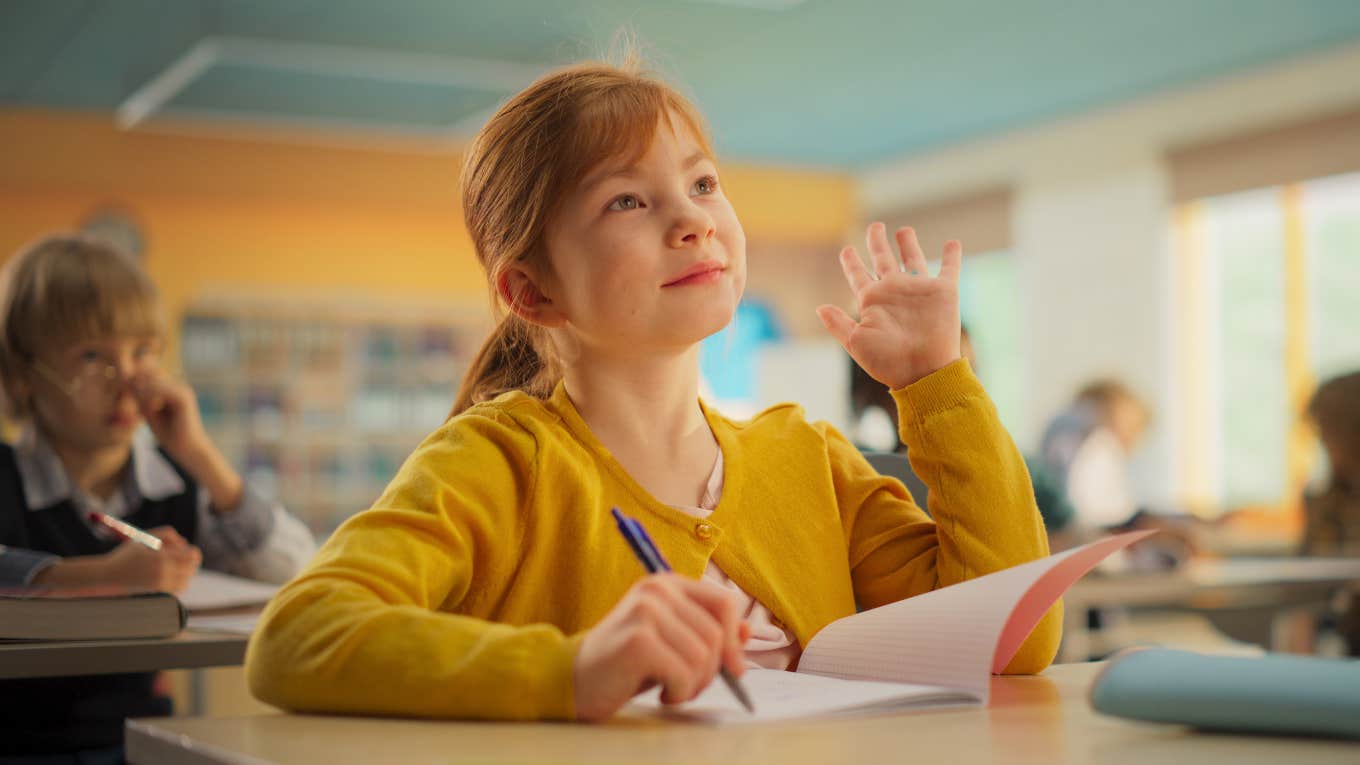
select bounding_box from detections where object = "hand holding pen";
[92,513,202,594]
[570,507,754,722]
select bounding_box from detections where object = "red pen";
[88,512,163,551]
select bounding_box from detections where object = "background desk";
[125,662,1356,765]
[0,630,248,680]
[1061,557,1360,660]
[0,627,254,717]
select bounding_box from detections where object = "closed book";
[0,587,187,641]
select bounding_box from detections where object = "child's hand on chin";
[572,573,750,722]
[817,222,963,391]
[130,370,211,462]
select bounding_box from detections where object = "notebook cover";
[1090,648,1360,740]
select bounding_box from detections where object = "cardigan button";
[695,522,715,541]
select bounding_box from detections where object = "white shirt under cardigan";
[0,426,316,587]
[670,447,801,670]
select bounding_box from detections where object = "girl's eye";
[78,350,103,365]
[693,175,718,196]
[607,194,641,212]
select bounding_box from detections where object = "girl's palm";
[817,223,963,391]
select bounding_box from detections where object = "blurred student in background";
[1039,380,1148,530]
[1300,370,1360,655]
[1038,380,1197,566]
[0,234,316,759]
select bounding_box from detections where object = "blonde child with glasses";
[0,234,316,758]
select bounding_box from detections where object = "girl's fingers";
[939,239,963,282]
[896,227,930,276]
[673,579,746,675]
[650,586,724,685]
[816,305,857,349]
[866,222,900,279]
[837,246,874,295]
[643,632,702,705]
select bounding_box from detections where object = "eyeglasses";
[30,349,161,399]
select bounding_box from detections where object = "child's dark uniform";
[0,442,198,755]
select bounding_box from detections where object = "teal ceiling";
[3,0,1360,168]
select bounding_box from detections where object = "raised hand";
[816,222,962,390]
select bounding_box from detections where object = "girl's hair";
[449,57,712,417]
[0,233,163,418]
[1310,371,1360,448]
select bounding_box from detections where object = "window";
[1179,171,1360,510]
[959,249,1024,436]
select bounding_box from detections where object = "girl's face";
[26,334,162,452]
[540,119,746,358]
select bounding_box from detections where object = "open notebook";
[180,569,280,612]
[180,570,280,634]
[626,530,1152,723]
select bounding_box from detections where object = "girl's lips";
[107,411,138,428]
[663,265,725,287]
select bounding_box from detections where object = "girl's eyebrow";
[582,151,712,194]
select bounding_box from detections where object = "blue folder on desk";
[1090,648,1360,740]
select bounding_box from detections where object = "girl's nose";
[667,205,716,248]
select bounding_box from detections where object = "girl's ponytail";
[450,313,557,418]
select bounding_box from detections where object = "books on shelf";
[626,531,1153,724]
[182,302,481,534]
[0,587,186,641]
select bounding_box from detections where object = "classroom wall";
[858,41,1360,509]
[0,110,856,361]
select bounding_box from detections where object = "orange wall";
[0,109,856,349]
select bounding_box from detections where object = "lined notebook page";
[624,668,976,724]
[797,531,1152,704]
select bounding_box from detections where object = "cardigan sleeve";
[245,407,583,720]
[833,359,1061,674]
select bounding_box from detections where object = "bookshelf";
[180,296,487,535]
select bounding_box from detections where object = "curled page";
[798,530,1153,705]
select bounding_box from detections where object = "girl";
[0,234,316,757]
[247,58,1060,722]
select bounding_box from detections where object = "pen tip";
[722,670,756,714]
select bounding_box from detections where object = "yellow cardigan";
[247,360,1060,720]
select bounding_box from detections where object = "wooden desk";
[1061,557,1360,660]
[124,663,1356,765]
[0,630,248,680]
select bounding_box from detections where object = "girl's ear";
[498,265,566,329]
